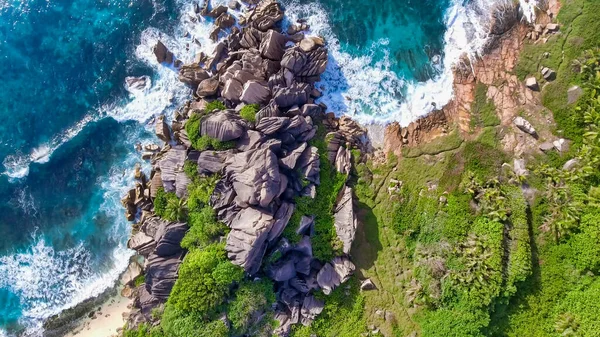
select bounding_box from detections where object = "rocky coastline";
[41,0,564,336]
[117,0,369,335]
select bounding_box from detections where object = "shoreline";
[46,1,550,337]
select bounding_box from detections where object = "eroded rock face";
[248,0,284,31]
[179,64,210,88]
[225,147,284,208]
[317,257,355,295]
[201,110,246,141]
[158,147,187,190]
[333,186,357,254]
[197,150,233,174]
[226,207,275,274]
[153,41,174,64]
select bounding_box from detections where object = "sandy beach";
[64,290,132,337]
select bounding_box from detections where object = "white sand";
[65,291,132,337]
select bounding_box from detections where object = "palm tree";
[166,197,188,222]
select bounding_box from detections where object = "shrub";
[183,161,198,179]
[470,83,500,130]
[239,104,259,123]
[154,188,181,220]
[228,279,276,333]
[133,274,145,287]
[181,206,227,249]
[167,244,244,319]
[205,100,226,112]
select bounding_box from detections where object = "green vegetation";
[403,129,464,158]
[239,104,259,123]
[515,0,600,144]
[133,274,145,288]
[184,113,235,151]
[470,83,500,130]
[205,100,226,112]
[228,279,276,334]
[283,125,347,261]
[153,188,186,221]
[291,278,367,337]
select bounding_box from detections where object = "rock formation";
[120,1,361,335]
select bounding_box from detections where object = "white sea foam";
[282,0,537,126]
[1,114,97,181]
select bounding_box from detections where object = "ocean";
[0,0,537,335]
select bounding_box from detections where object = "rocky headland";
[118,0,368,335]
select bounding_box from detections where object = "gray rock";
[541,67,556,81]
[317,257,355,295]
[567,85,583,105]
[250,0,284,31]
[158,147,187,186]
[119,261,143,285]
[334,186,357,254]
[222,78,244,102]
[513,158,529,178]
[296,46,328,78]
[273,82,311,108]
[268,257,297,281]
[563,158,579,171]
[175,171,192,199]
[228,0,239,9]
[294,236,312,257]
[240,80,271,105]
[300,295,324,326]
[196,77,220,97]
[268,202,296,241]
[215,12,236,29]
[124,76,150,93]
[525,77,539,91]
[297,216,314,236]
[514,116,537,137]
[128,232,155,256]
[279,142,307,170]
[299,38,316,52]
[539,142,555,152]
[197,150,233,174]
[201,110,245,141]
[153,40,174,65]
[334,146,351,175]
[553,138,568,152]
[256,116,290,135]
[256,103,280,123]
[281,48,307,74]
[225,147,283,208]
[360,278,376,291]
[155,115,171,143]
[178,64,210,88]
[226,207,275,274]
[260,29,287,61]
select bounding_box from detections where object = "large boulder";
[240,80,271,105]
[514,116,537,137]
[281,48,307,74]
[178,64,210,88]
[334,146,351,175]
[196,77,220,97]
[248,0,284,31]
[273,82,311,108]
[240,27,263,49]
[296,46,328,78]
[197,150,233,174]
[215,12,236,29]
[153,41,174,65]
[201,110,245,141]
[155,115,171,143]
[268,202,296,241]
[260,30,287,61]
[158,147,187,188]
[125,76,151,93]
[317,257,355,295]
[333,186,357,254]
[279,142,308,170]
[222,78,244,102]
[226,207,275,274]
[256,116,290,135]
[225,147,284,208]
[300,295,324,326]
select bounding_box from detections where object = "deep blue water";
[0,0,484,334]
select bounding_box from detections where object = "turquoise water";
[0,0,493,334]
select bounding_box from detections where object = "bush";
[228,279,276,333]
[504,187,533,297]
[167,244,244,319]
[181,206,227,249]
[183,161,198,179]
[133,274,145,287]
[239,104,259,123]
[205,100,226,112]
[153,188,183,221]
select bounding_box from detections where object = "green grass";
[282,126,347,261]
[470,83,500,130]
[239,104,259,123]
[402,129,464,158]
[516,0,600,144]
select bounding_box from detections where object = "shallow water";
[0,0,525,334]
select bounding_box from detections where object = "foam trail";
[1,114,97,181]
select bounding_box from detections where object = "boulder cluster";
[121,0,367,334]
